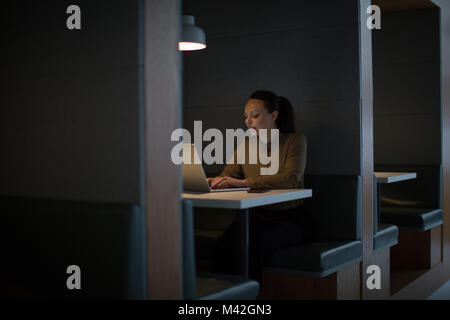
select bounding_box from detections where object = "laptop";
[181,144,250,193]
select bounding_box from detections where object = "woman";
[208,90,309,282]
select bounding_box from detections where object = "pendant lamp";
[179,15,206,51]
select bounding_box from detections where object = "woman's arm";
[208,147,247,189]
[247,134,307,189]
[219,162,244,179]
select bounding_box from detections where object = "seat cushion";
[373,224,398,253]
[264,240,362,278]
[304,175,362,241]
[380,207,443,231]
[196,273,260,300]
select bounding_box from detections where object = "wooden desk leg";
[236,209,249,277]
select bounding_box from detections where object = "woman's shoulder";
[284,132,307,145]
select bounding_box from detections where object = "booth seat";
[0,195,144,299]
[374,224,399,254]
[373,174,399,254]
[264,175,362,278]
[182,199,260,300]
[375,164,443,231]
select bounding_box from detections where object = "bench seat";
[262,175,362,280]
[381,207,442,231]
[375,164,443,232]
[264,240,362,278]
[373,224,399,253]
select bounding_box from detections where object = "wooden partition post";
[359,0,378,300]
[143,0,183,299]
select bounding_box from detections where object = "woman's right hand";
[208,176,230,189]
[208,176,249,189]
[207,176,229,189]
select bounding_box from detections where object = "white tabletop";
[374,171,417,184]
[182,189,312,209]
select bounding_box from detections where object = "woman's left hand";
[209,176,249,189]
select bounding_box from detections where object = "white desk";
[182,189,313,277]
[182,189,312,209]
[374,172,417,184]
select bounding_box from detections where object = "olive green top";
[219,132,307,210]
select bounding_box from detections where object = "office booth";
[371,0,444,298]
[182,0,364,299]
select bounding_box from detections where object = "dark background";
[0,0,142,203]
[373,8,441,166]
[183,0,362,176]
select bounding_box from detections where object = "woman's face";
[244,98,278,135]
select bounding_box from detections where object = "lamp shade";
[179,15,206,51]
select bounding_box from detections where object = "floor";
[427,280,450,300]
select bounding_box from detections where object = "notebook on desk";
[181,143,250,193]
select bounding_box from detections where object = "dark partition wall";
[373,8,441,165]
[0,0,142,203]
[183,0,361,175]
[432,0,450,287]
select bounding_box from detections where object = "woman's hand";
[208,176,249,189]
